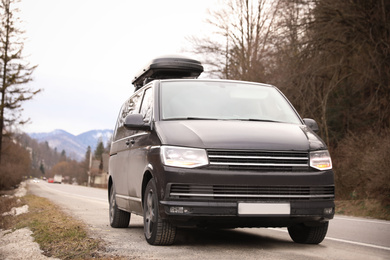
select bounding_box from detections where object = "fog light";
[170,206,184,214]
[324,208,333,214]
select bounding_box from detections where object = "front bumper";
[155,166,335,227]
[160,199,334,227]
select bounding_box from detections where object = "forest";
[189,0,389,206]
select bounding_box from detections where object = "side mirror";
[124,114,150,130]
[303,118,319,133]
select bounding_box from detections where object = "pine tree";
[0,0,41,163]
[39,160,45,175]
[94,139,105,160]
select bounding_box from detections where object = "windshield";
[160,80,302,124]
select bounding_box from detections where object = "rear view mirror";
[303,118,319,133]
[124,114,150,130]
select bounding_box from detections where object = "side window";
[113,91,144,141]
[113,103,126,142]
[140,87,153,123]
[126,91,143,117]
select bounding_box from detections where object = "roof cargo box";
[132,55,203,90]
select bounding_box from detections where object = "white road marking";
[325,237,390,251]
[36,182,107,204]
[334,216,390,225]
[269,228,390,251]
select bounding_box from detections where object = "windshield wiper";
[187,117,219,120]
[245,118,282,123]
[164,117,282,123]
[164,117,219,121]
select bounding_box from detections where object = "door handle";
[126,139,135,146]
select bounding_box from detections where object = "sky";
[17,0,220,135]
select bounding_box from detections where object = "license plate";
[238,203,290,215]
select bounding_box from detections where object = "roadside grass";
[0,193,19,229]
[0,194,127,259]
[335,199,390,220]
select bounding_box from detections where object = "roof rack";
[131,55,204,90]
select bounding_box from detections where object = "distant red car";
[48,178,54,183]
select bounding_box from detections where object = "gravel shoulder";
[0,182,59,260]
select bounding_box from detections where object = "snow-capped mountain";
[28,129,113,161]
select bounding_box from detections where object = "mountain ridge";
[28,129,113,161]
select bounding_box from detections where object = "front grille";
[169,184,334,202]
[207,150,309,171]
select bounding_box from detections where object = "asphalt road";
[28,181,390,260]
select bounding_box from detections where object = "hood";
[155,120,326,151]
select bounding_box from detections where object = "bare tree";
[270,0,390,144]
[189,0,280,82]
[0,0,40,163]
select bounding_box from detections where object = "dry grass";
[0,194,119,259]
[0,193,20,229]
[332,130,390,204]
[335,199,390,220]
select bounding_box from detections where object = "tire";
[109,184,130,228]
[288,222,329,244]
[143,179,176,245]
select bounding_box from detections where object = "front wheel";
[109,184,130,228]
[288,222,329,244]
[143,179,176,245]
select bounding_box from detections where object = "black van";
[108,55,334,245]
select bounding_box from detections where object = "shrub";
[332,129,390,205]
[0,138,31,190]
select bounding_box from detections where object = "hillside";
[28,129,113,161]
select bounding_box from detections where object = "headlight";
[310,150,332,170]
[161,146,208,168]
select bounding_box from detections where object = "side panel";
[109,138,131,210]
[125,87,154,214]
[109,90,144,211]
[126,132,150,214]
